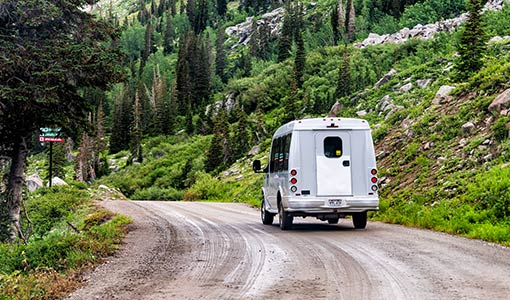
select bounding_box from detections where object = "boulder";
[248,145,260,157]
[432,85,455,105]
[356,110,367,117]
[374,69,397,88]
[417,79,432,88]
[399,83,413,93]
[328,101,344,117]
[461,122,476,135]
[98,184,111,191]
[47,177,68,187]
[26,174,43,192]
[488,88,510,113]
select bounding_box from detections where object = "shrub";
[183,172,230,201]
[492,116,510,141]
[131,187,184,201]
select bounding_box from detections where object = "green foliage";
[101,135,210,197]
[183,172,229,201]
[132,187,184,201]
[0,185,131,299]
[26,186,89,238]
[454,0,488,81]
[492,116,510,141]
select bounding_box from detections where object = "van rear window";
[324,137,343,158]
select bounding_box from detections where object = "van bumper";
[286,196,379,213]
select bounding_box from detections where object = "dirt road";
[67,200,510,300]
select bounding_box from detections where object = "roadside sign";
[40,127,62,137]
[38,136,65,143]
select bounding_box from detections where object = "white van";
[253,117,379,230]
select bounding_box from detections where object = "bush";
[183,172,230,201]
[26,186,89,238]
[492,116,510,141]
[131,187,184,201]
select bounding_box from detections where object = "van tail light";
[371,169,377,175]
[371,177,378,183]
[290,169,297,176]
[371,185,378,191]
[290,178,297,184]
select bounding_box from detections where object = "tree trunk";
[6,135,29,241]
[347,0,356,42]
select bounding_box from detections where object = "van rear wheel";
[278,201,293,230]
[328,218,339,224]
[261,201,274,225]
[352,212,367,229]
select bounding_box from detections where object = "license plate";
[328,199,342,207]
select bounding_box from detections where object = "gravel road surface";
[67,200,510,300]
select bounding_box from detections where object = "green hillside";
[94,0,510,244]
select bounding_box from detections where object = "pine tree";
[176,31,192,115]
[455,0,487,81]
[157,0,167,17]
[153,65,170,135]
[110,84,133,153]
[336,46,351,98]
[186,0,196,31]
[232,103,250,160]
[331,7,340,45]
[294,31,306,88]
[170,0,176,16]
[346,0,356,42]
[284,78,299,123]
[163,12,174,54]
[139,21,156,76]
[50,142,67,180]
[194,0,208,33]
[193,35,211,109]
[206,105,231,171]
[215,23,227,82]
[217,0,227,16]
[151,0,157,15]
[277,9,293,62]
[130,90,143,163]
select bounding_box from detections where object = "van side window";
[283,133,291,171]
[278,135,286,172]
[270,137,281,173]
[324,137,343,158]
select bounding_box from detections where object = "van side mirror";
[253,159,267,173]
[253,160,261,172]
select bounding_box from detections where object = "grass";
[0,186,131,299]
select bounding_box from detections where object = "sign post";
[39,128,64,187]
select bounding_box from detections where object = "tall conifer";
[455,0,487,81]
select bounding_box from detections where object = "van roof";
[274,117,371,137]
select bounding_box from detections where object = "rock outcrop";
[26,174,43,192]
[355,0,508,49]
[488,88,510,114]
[433,85,456,105]
[226,7,285,48]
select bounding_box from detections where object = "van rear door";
[315,132,352,196]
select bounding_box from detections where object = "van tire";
[278,201,293,230]
[328,218,339,224]
[352,212,367,229]
[261,201,274,225]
